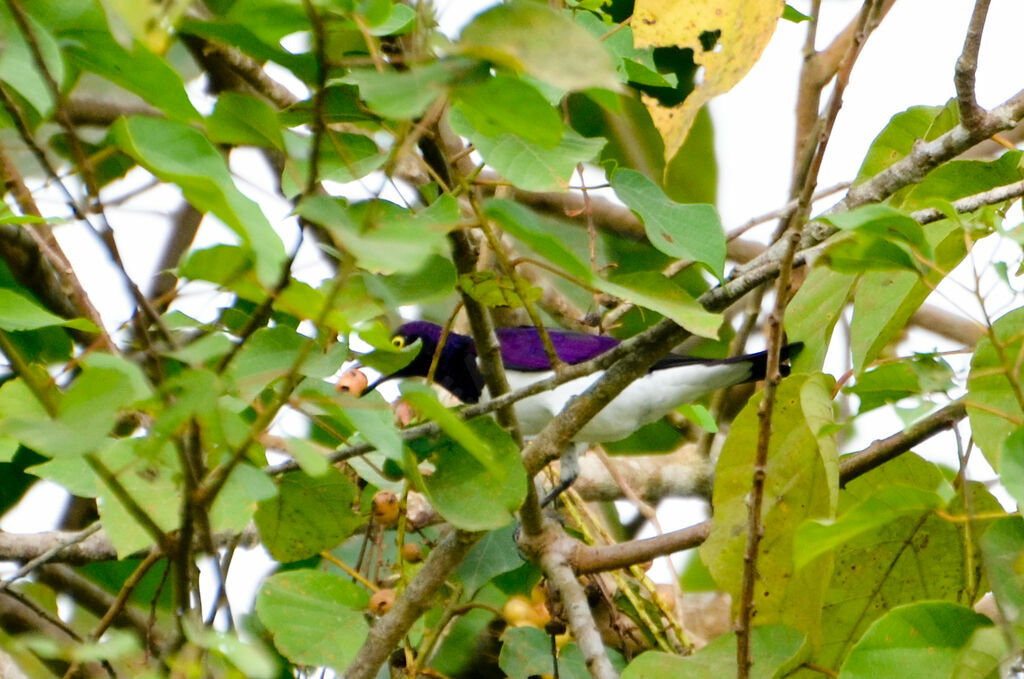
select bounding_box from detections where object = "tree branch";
[536,525,618,679]
[342,527,482,679]
[572,401,967,574]
[0,526,258,564]
[955,0,992,130]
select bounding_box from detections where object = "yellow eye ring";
[391,336,406,349]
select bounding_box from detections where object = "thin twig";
[0,524,102,591]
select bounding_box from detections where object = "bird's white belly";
[493,362,752,443]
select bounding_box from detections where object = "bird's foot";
[540,443,582,507]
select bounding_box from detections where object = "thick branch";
[0,527,257,564]
[342,528,482,679]
[573,446,713,503]
[537,526,618,679]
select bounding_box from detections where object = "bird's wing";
[495,327,620,371]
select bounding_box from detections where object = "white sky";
[5,0,1024,595]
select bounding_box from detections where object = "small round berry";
[372,490,401,526]
[401,542,424,563]
[369,588,396,615]
[336,368,368,396]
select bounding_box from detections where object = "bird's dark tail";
[744,342,804,382]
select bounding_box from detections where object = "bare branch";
[0,527,258,564]
[955,0,993,130]
[537,525,618,679]
[573,446,713,503]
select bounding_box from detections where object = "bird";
[361,320,801,505]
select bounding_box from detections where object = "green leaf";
[485,199,722,338]
[785,267,857,371]
[280,130,386,198]
[794,486,945,570]
[813,453,985,672]
[837,602,992,679]
[95,439,181,557]
[366,2,416,36]
[112,117,286,284]
[2,354,151,459]
[823,235,920,274]
[457,523,525,594]
[452,75,564,147]
[604,271,722,338]
[849,219,966,373]
[412,415,527,531]
[450,108,606,192]
[622,625,808,679]
[611,169,725,279]
[179,245,259,298]
[499,626,597,679]
[225,326,303,396]
[276,437,329,477]
[0,214,48,225]
[361,255,457,308]
[256,569,369,672]
[296,196,456,274]
[575,12,675,88]
[981,517,1024,636]
[340,58,484,119]
[254,469,364,562]
[1001,427,1024,510]
[458,271,541,309]
[207,92,285,150]
[676,404,718,433]
[855,102,957,185]
[183,620,279,679]
[498,626,557,679]
[700,373,837,643]
[968,306,1024,470]
[846,355,955,413]
[225,325,342,399]
[0,289,96,332]
[459,1,620,92]
[497,626,613,679]
[32,0,199,122]
[0,5,63,118]
[178,13,315,86]
[900,151,1023,210]
[210,462,277,534]
[484,199,590,279]
[164,333,235,367]
[0,437,17,463]
[339,399,405,464]
[783,5,812,22]
[816,204,929,254]
[399,384,500,475]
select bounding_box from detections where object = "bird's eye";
[391,335,406,349]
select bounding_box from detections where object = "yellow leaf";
[633,0,784,164]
